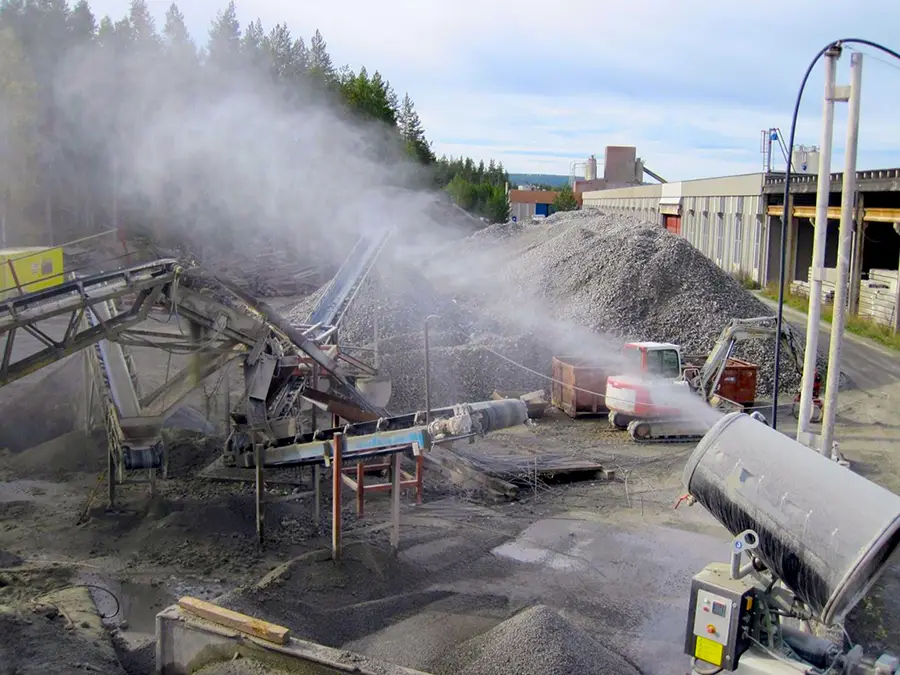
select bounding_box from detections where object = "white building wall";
[581,173,768,285]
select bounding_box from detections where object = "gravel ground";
[434,604,640,675]
[290,209,828,414]
[192,659,297,675]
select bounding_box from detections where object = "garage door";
[665,215,682,235]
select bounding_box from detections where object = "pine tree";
[384,80,400,123]
[67,0,96,44]
[265,23,306,84]
[129,0,160,51]
[241,17,265,69]
[207,1,241,71]
[399,93,433,164]
[307,29,334,83]
[0,25,38,243]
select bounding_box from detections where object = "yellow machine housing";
[0,246,64,299]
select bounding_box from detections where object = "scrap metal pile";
[305,210,827,415]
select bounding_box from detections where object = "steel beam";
[138,342,243,415]
[0,284,165,386]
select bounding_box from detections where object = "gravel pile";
[287,209,826,414]
[435,604,639,675]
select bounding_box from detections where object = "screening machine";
[680,412,900,674]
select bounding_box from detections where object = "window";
[753,217,762,270]
[715,215,725,261]
[646,349,682,379]
[623,346,643,373]
[733,214,743,267]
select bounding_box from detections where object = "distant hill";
[508,173,570,189]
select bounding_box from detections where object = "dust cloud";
[43,12,721,426]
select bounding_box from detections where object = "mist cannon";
[681,412,900,674]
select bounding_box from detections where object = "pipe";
[822,53,863,457]
[797,46,839,443]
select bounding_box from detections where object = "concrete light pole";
[797,45,840,444]
[821,52,864,457]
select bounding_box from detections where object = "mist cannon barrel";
[682,412,900,625]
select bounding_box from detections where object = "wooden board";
[178,596,291,645]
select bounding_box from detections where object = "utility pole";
[821,52,863,458]
[797,45,840,446]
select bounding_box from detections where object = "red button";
[706,625,716,634]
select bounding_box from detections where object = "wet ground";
[1,306,900,674]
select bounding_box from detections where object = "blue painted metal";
[266,426,430,466]
[535,203,550,217]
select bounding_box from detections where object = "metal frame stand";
[340,450,423,518]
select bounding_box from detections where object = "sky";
[86,0,900,181]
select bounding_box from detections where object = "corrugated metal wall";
[581,175,770,285]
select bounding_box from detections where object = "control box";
[684,563,756,672]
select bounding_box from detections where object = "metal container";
[682,412,900,625]
[682,356,759,407]
[551,356,610,417]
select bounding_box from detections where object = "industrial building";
[508,145,658,222]
[580,165,900,328]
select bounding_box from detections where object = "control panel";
[684,563,756,672]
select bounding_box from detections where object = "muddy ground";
[1,314,899,674]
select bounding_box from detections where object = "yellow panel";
[694,636,724,667]
[5,246,64,294]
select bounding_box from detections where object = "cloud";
[84,0,900,178]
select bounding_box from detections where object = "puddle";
[77,571,230,645]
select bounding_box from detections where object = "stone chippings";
[434,605,640,675]
[289,209,825,414]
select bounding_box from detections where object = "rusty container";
[551,356,611,417]
[716,358,758,407]
[685,356,759,408]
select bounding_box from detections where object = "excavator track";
[626,418,705,444]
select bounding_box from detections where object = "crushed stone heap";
[435,604,640,675]
[288,209,827,414]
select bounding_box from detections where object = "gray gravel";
[289,209,828,414]
[434,604,639,675]
[193,658,296,674]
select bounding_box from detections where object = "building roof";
[763,167,900,194]
[508,189,559,204]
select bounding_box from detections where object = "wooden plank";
[178,597,290,645]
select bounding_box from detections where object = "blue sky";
[87,0,900,180]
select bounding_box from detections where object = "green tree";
[67,0,96,45]
[552,185,578,212]
[265,23,306,84]
[240,17,265,70]
[207,1,241,71]
[0,25,38,243]
[307,28,334,84]
[163,3,196,62]
[398,92,432,164]
[129,0,160,51]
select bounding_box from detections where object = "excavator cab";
[620,342,682,379]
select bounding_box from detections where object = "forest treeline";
[0,0,509,249]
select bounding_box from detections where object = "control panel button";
[706,625,716,635]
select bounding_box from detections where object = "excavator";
[604,316,820,442]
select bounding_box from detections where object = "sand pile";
[435,604,639,675]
